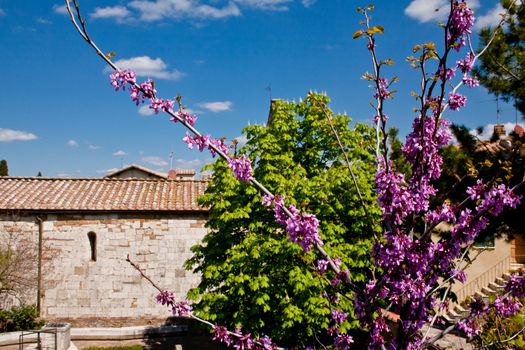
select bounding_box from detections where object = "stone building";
[0,176,208,326]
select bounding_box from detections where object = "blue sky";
[0,0,519,177]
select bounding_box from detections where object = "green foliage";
[0,305,43,333]
[185,92,380,347]
[475,0,525,115]
[0,160,8,177]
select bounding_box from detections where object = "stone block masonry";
[0,212,208,326]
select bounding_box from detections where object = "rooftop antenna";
[496,94,501,125]
[514,98,518,125]
[169,150,174,170]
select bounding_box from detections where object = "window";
[87,231,97,261]
[473,230,495,249]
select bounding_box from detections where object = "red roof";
[0,177,208,212]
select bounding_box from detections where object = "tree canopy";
[0,160,8,177]
[475,0,525,115]
[185,92,380,347]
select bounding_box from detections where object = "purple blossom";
[208,138,230,157]
[195,134,210,152]
[110,69,136,91]
[212,325,232,346]
[331,270,349,287]
[468,296,487,317]
[448,92,467,111]
[285,211,322,252]
[457,53,474,73]
[438,66,456,81]
[334,333,354,349]
[233,333,255,350]
[493,295,522,317]
[172,110,197,127]
[156,290,175,306]
[182,132,197,149]
[426,203,456,225]
[448,1,475,51]
[451,269,467,283]
[374,77,391,99]
[227,155,253,182]
[150,98,165,114]
[172,300,193,316]
[139,79,156,99]
[130,86,141,105]
[317,259,329,274]
[255,336,276,350]
[462,75,479,88]
[505,274,525,298]
[331,309,348,324]
[456,318,480,337]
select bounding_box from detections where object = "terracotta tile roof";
[0,177,208,212]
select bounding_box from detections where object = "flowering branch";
[126,256,280,350]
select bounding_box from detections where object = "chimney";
[167,169,177,180]
[493,124,506,138]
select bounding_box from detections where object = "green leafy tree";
[475,0,525,115]
[0,160,8,177]
[185,92,380,347]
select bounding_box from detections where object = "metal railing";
[19,329,57,350]
[455,255,511,303]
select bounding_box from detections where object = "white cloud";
[53,4,68,15]
[67,139,78,147]
[128,0,241,21]
[301,0,316,7]
[142,156,168,167]
[138,105,155,116]
[91,6,131,20]
[198,101,233,112]
[470,123,525,140]
[113,150,128,156]
[405,0,479,23]
[234,134,248,148]
[0,128,37,142]
[474,3,504,29]
[234,0,292,11]
[175,158,203,168]
[88,144,101,150]
[111,56,184,80]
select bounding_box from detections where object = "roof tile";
[0,177,208,212]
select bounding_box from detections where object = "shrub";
[0,305,44,333]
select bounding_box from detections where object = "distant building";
[105,164,197,181]
[0,175,208,326]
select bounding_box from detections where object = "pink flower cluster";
[448,92,467,111]
[155,291,192,317]
[373,77,392,99]
[227,154,253,182]
[263,195,323,252]
[182,132,230,158]
[110,69,136,91]
[212,325,277,350]
[171,110,197,127]
[448,0,475,51]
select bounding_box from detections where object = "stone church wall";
[0,212,208,326]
